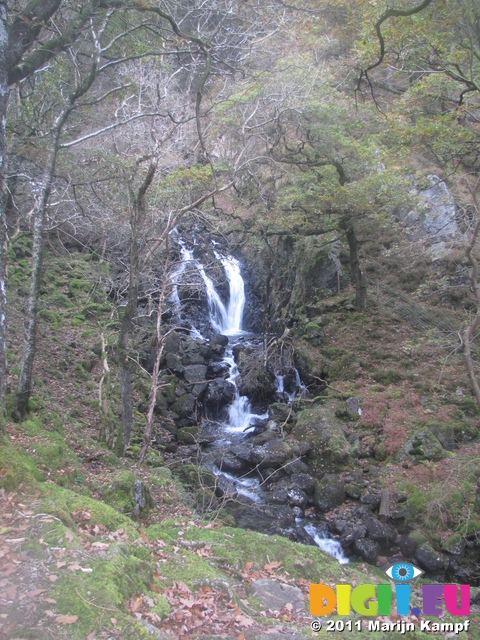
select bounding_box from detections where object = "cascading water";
[172,236,348,564]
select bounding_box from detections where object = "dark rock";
[163,331,181,354]
[314,474,346,513]
[183,364,207,383]
[172,393,196,420]
[251,440,293,469]
[289,473,316,495]
[284,459,309,475]
[353,538,380,563]
[364,515,397,547]
[269,487,289,504]
[398,533,424,557]
[361,493,381,509]
[415,544,444,572]
[165,353,184,376]
[345,484,362,500]
[207,362,230,379]
[268,402,295,425]
[204,379,236,418]
[213,334,229,347]
[190,381,208,399]
[292,507,304,519]
[288,488,308,507]
[226,502,295,534]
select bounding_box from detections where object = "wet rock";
[250,579,305,612]
[314,474,346,513]
[398,532,425,557]
[183,364,207,383]
[401,428,445,461]
[213,334,229,347]
[340,525,367,548]
[268,403,295,424]
[353,538,380,563]
[251,440,293,469]
[415,544,444,572]
[204,379,236,418]
[214,453,247,473]
[207,362,229,379]
[190,381,208,399]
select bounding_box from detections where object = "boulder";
[204,379,236,418]
[250,579,305,612]
[314,474,346,513]
[415,544,444,572]
[293,406,351,473]
[183,364,207,383]
[251,439,293,469]
[401,428,445,462]
[353,538,380,564]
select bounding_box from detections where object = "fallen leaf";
[55,614,78,625]
[56,561,67,569]
[64,531,74,543]
[49,574,58,583]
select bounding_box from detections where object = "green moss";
[0,438,44,489]
[40,484,138,538]
[52,550,153,639]
[68,278,91,297]
[71,313,86,327]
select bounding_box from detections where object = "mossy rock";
[177,425,199,445]
[400,428,445,462]
[176,463,216,491]
[293,405,351,473]
[442,532,466,555]
[100,472,153,517]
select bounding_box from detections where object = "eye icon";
[385,563,424,582]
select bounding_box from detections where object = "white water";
[169,241,194,312]
[304,523,349,565]
[196,252,245,335]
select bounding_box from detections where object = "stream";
[170,236,349,565]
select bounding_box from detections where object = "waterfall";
[172,237,347,564]
[196,252,245,336]
[304,523,349,565]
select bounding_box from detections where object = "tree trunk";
[138,246,171,463]
[462,203,480,410]
[0,2,8,421]
[116,163,157,456]
[16,112,66,417]
[345,224,367,311]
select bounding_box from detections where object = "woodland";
[1,1,480,638]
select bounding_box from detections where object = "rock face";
[401,428,445,461]
[394,174,459,255]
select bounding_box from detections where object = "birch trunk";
[0,2,7,420]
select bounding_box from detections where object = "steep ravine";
[153,229,480,585]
